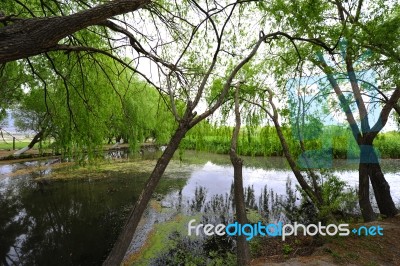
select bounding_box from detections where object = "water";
[0,162,149,265]
[0,151,399,265]
[180,160,400,203]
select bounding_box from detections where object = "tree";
[12,52,174,156]
[229,84,250,265]
[12,88,51,155]
[9,1,399,264]
[0,61,23,122]
[0,0,149,63]
[263,0,399,221]
[234,61,329,219]
[103,22,276,266]
[1,1,267,264]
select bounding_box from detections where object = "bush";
[319,172,358,220]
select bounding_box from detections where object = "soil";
[252,215,400,266]
[0,148,45,160]
[0,144,131,163]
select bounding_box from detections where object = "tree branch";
[0,0,150,63]
[369,87,400,139]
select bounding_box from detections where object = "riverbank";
[252,214,400,265]
[1,151,399,265]
[0,143,133,162]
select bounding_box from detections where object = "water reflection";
[179,160,400,205]
[0,158,161,266]
[0,152,399,265]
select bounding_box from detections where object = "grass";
[125,214,201,266]
[0,141,31,150]
[181,126,400,159]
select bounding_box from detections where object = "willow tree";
[224,83,251,265]
[224,58,331,221]
[1,0,340,263]
[0,61,23,123]
[12,88,52,155]
[0,1,256,264]
[0,0,149,63]
[262,0,399,221]
[11,51,174,157]
[102,0,291,262]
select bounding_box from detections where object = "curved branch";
[98,19,181,73]
[0,0,150,63]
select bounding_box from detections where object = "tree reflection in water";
[0,170,149,265]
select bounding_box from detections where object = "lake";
[0,151,399,265]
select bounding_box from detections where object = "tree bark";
[260,92,324,206]
[369,162,398,217]
[14,129,44,155]
[231,156,251,266]
[102,122,189,266]
[318,53,400,220]
[230,85,250,266]
[358,161,376,222]
[361,143,398,217]
[0,0,149,63]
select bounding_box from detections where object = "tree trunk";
[358,162,376,222]
[230,85,250,266]
[230,155,251,266]
[0,0,149,63]
[369,162,398,217]
[358,141,398,219]
[250,94,324,208]
[14,129,44,155]
[271,116,323,206]
[102,123,189,266]
[366,145,398,217]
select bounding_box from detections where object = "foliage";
[0,62,24,122]
[280,171,358,223]
[11,54,176,157]
[374,131,400,158]
[291,172,359,222]
[319,172,359,219]
[2,0,400,262]
[282,243,293,255]
[12,88,50,134]
[181,123,400,158]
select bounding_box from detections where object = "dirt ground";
[252,215,400,266]
[0,148,38,157]
[0,144,132,162]
[0,148,49,165]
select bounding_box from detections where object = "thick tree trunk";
[102,123,189,266]
[230,85,250,266]
[0,0,149,63]
[358,141,398,219]
[367,146,398,217]
[358,162,376,222]
[369,162,398,217]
